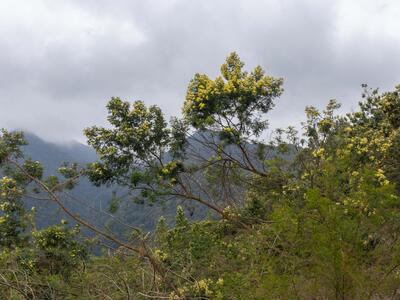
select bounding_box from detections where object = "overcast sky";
[0,0,399,143]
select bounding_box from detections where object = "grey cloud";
[0,0,399,142]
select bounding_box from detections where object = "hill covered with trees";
[1,53,400,299]
[20,133,197,233]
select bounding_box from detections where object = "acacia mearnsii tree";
[84,52,285,224]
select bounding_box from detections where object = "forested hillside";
[1,54,400,299]
[21,133,200,234]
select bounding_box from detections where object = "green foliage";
[175,205,189,228]
[31,223,88,277]
[0,176,28,248]
[0,129,26,163]
[155,216,168,245]
[183,52,283,138]
[84,97,185,206]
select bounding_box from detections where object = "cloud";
[0,0,399,142]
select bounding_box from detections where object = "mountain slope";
[21,133,195,235]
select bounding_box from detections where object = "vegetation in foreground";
[1,53,400,299]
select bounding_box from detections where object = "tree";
[84,52,284,222]
[0,130,32,248]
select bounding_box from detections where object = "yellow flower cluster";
[169,278,216,299]
[339,195,376,217]
[375,169,390,186]
[154,249,168,262]
[197,278,213,295]
[312,148,325,158]
[0,176,21,199]
[222,205,241,219]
